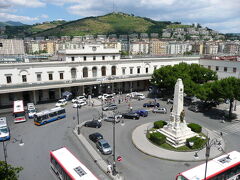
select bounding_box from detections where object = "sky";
[0,0,239,33]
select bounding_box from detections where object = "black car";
[122,112,140,120]
[84,120,102,128]
[143,102,160,107]
[89,132,103,142]
[102,104,118,111]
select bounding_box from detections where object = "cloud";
[8,0,45,7]
[40,14,49,19]
[0,12,38,22]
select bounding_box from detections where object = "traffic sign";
[117,156,122,162]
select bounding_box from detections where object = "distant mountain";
[0,21,25,26]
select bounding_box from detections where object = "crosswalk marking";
[218,122,240,135]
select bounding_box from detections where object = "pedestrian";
[92,101,94,107]
[107,163,112,174]
[118,99,121,104]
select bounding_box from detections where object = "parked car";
[84,120,102,128]
[96,139,112,155]
[0,117,10,141]
[152,107,167,114]
[56,99,67,107]
[132,94,145,100]
[133,109,148,117]
[72,96,86,103]
[122,112,140,120]
[103,115,122,123]
[98,94,115,100]
[167,98,174,104]
[89,132,103,142]
[27,103,37,118]
[102,104,117,111]
[72,101,87,108]
[143,102,160,108]
[188,105,200,112]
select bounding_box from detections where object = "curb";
[72,123,124,180]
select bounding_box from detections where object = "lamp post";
[2,138,24,178]
[112,112,125,176]
[194,135,222,180]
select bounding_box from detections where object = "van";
[27,103,37,118]
[0,117,10,141]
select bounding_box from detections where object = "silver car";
[152,107,167,114]
[96,139,112,155]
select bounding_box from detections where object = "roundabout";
[132,122,225,161]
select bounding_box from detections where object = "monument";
[158,78,196,148]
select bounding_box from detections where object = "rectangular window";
[122,68,126,75]
[137,81,140,87]
[216,66,219,71]
[113,56,115,60]
[9,94,14,101]
[49,73,53,80]
[102,56,105,60]
[208,66,211,70]
[130,68,133,74]
[0,43,3,47]
[146,67,149,73]
[60,72,64,79]
[37,74,41,81]
[84,56,87,61]
[93,56,96,60]
[233,67,237,73]
[22,75,27,82]
[224,67,227,72]
[71,57,75,61]
[6,76,11,83]
[137,67,140,74]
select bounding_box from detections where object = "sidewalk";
[73,122,124,180]
[132,123,225,162]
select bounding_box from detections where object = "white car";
[98,94,114,100]
[27,103,37,118]
[0,117,10,141]
[56,99,67,107]
[132,94,145,100]
[72,96,86,103]
[152,107,167,114]
[72,101,87,108]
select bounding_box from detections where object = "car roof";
[98,139,108,143]
[91,132,102,136]
[0,117,7,126]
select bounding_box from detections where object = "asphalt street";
[0,92,240,180]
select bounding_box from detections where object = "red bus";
[50,147,99,180]
[13,100,26,123]
[176,151,240,180]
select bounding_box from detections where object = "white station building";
[0,44,239,107]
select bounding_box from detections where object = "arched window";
[92,67,97,77]
[111,66,116,76]
[71,68,77,78]
[101,66,106,76]
[83,67,88,78]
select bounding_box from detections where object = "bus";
[50,147,99,180]
[13,100,26,123]
[34,107,66,126]
[176,151,240,180]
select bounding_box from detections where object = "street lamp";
[2,138,24,178]
[73,106,81,135]
[194,135,223,180]
[112,112,125,176]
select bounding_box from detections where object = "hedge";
[149,132,166,145]
[154,120,167,129]
[187,123,202,133]
[186,136,205,149]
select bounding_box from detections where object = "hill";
[3,12,187,38]
[0,21,25,26]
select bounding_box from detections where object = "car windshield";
[29,109,36,113]
[0,126,8,133]
[103,143,110,148]
[15,112,25,118]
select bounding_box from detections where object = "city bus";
[13,100,26,123]
[50,147,99,180]
[176,151,240,180]
[34,107,66,126]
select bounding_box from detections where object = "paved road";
[1,93,240,180]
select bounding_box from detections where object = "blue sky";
[0,0,239,33]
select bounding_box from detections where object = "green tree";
[0,161,23,180]
[210,77,240,120]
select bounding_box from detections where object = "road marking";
[219,122,240,136]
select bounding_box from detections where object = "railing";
[0,74,151,90]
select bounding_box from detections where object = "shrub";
[186,136,206,149]
[154,120,167,129]
[187,123,202,133]
[149,132,166,145]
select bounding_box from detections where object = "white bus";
[176,151,240,180]
[34,107,66,126]
[50,147,99,180]
[13,100,26,123]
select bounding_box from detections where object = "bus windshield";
[14,112,25,118]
